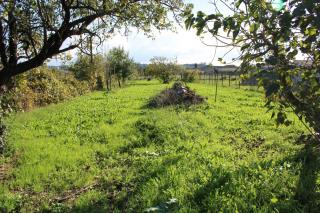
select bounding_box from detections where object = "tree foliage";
[146,57,182,84]
[0,0,189,85]
[181,69,200,83]
[70,54,105,89]
[106,47,134,87]
[186,0,320,136]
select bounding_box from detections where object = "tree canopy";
[0,0,189,85]
[146,57,181,84]
[106,47,134,87]
[185,0,320,137]
[70,54,105,89]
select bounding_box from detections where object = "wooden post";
[211,72,213,85]
[215,72,218,102]
[229,74,231,86]
[221,73,224,86]
[238,75,241,88]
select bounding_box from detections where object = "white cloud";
[49,0,241,66]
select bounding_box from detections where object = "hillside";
[1,81,318,212]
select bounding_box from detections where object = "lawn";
[1,80,319,212]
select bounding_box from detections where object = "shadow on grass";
[186,134,320,212]
[56,116,183,212]
[60,155,183,213]
[48,133,320,212]
[293,135,320,212]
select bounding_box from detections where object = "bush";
[146,57,182,84]
[106,47,135,88]
[12,66,90,110]
[96,76,104,90]
[181,69,200,83]
[69,54,106,90]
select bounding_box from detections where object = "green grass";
[1,80,319,212]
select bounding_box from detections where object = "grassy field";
[1,80,319,212]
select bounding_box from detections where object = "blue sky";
[49,0,241,66]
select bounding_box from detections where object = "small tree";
[106,47,134,88]
[69,54,105,90]
[181,69,200,83]
[146,57,180,84]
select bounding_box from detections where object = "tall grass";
[1,80,317,212]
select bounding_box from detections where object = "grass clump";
[148,81,205,108]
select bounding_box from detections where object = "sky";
[49,0,241,66]
[100,0,241,65]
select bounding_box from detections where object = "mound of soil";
[148,82,205,108]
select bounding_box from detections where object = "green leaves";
[106,47,134,82]
[241,43,250,51]
[213,20,222,33]
[270,197,278,204]
[265,56,278,65]
[233,29,240,40]
[292,4,305,17]
[235,0,244,8]
[186,0,320,133]
[206,14,218,20]
[305,27,317,36]
[265,83,280,98]
[249,23,259,33]
[184,11,223,34]
[184,14,195,30]
[287,50,298,59]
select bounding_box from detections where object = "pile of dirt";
[148,82,205,108]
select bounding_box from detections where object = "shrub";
[69,54,106,90]
[146,57,182,84]
[13,66,90,110]
[96,76,104,90]
[181,69,200,83]
[106,47,135,88]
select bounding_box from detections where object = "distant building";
[200,65,239,74]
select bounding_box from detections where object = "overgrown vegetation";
[185,0,320,137]
[105,47,135,89]
[181,69,200,83]
[2,81,316,212]
[146,57,183,84]
[9,66,90,111]
[69,54,105,90]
